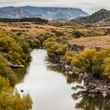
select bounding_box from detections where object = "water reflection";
[16,49,75,110]
[15,49,110,110]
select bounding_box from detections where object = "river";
[16,49,78,110]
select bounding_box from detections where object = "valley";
[1,7,110,110]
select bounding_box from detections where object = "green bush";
[0,54,18,86]
[43,37,68,56]
[0,75,32,110]
[52,30,64,37]
[0,31,32,109]
[65,48,110,79]
[72,31,83,38]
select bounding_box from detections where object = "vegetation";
[0,31,35,110]
[0,21,110,110]
[76,9,110,24]
[43,37,68,57]
[51,30,64,37]
[0,18,48,24]
[0,75,32,110]
[42,34,110,80]
[72,31,83,38]
[65,49,110,79]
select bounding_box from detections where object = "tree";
[43,37,68,56]
[70,48,110,78]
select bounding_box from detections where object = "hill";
[76,9,110,24]
[96,16,110,26]
[0,6,88,21]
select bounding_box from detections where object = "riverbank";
[16,49,74,110]
[1,21,110,110]
[42,37,110,98]
[0,30,37,110]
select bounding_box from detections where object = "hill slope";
[0,6,88,21]
[76,9,110,24]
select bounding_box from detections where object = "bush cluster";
[0,31,33,110]
[65,48,110,79]
[43,37,68,57]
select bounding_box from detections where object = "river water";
[16,49,78,110]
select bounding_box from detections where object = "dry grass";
[0,22,74,37]
[0,22,110,49]
[71,36,110,49]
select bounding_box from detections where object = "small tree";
[73,31,83,38]
[71,48,110,78]
[43,37,68,56]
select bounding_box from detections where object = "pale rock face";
[0,6,88,20]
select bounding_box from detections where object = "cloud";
[0,0,109,13]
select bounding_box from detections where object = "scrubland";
[0,21,110,109]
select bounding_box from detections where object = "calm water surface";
[16,49,78,110]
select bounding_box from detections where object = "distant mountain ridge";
[76,9,110,24]
[0,6,88,21]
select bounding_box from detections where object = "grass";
[71,36,110,49]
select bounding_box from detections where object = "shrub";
[64,51,76,64]
[0,76,32,110]
[0,31,32,109]
[70,48,110,78]
[72,31,83,38]
[52,30,64,37]
[43,37,68,56]
[0,54,18,86]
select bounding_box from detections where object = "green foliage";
[43,37,68,56]
[0,31,33,84]
[64,51,76,64]
[52,30,64,37]
[0,34,25,64]
[0,31,33,109]
[65,48,110,78]
[0,54,18,86]
[0,75,32,110]
[72,31,83,38]
[0,75,11,92]
[36,32,56,46]
[71,49,98,73]
[27,38,39,49]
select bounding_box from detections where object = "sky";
[0,0,110,13]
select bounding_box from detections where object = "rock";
[68,71,73,75]
[8,62,24,68]
[21,89,24,93]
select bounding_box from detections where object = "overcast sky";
[0,0,110,13]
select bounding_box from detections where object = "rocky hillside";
[76,9,110,24]
[0,6,88,21]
